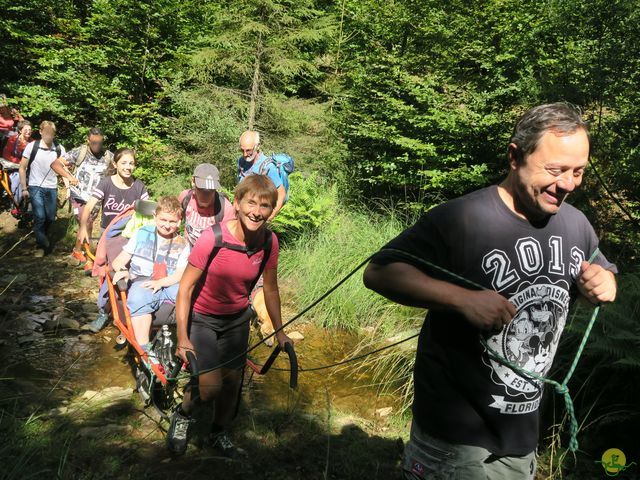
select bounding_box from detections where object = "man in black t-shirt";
[363,103,617,480]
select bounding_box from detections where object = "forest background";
[1,0,639,476]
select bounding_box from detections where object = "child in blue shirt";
[111,196,190,350]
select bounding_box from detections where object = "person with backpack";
[237,131,294,342]
[237,130,294,221]
[178,163,235,247]
[2,120,32,205]
[167,174,292,458]
[51,127,113,270]
[18,121,68,257]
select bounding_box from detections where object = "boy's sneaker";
[166,407,193,455]
[86,311,109,333]
[209,430,240,459]
[34,248,45,258]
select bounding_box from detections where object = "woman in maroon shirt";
[2,121,32,204]
[168,174,292,458]
[2,120,32,164]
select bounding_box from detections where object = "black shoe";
[209,430,239,459]
[167,408,193,455]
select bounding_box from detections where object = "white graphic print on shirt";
[73,158,107,202]
[481,236,586,415]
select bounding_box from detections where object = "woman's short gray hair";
[510,102,589,163]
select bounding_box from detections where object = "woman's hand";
[275,331,293,349]
[176,338,196,363]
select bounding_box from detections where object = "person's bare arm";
[18,156,29,197]
[111,250,132,273]
[51,158,78,185]
[175,264,203,362]
[268,185,286,221]
[262,267,291,347]
[363,262,516,331]
[140,263,187,293]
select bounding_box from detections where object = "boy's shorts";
[72,198,98,226]
[127,279,178,316]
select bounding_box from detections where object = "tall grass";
[349,330,418,416]
[278,182,424,416]
[279,205,422,334]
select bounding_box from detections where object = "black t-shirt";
[92,176,149,228]
[371,186,616,456]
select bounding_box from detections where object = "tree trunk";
[248,33,262,130]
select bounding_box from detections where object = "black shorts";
[188,307,254,371]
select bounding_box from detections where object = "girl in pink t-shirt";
[168,175,292,457]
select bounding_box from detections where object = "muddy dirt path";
[0,212,406,479]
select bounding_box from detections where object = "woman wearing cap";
[167,174,292,458]
[178,163,235,247]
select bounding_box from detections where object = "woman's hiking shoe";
[167,408,193,455]
[209,430,241,459]
[86,311,109,333]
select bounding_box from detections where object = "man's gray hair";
[240,130,260,148]
[510,102,589,163]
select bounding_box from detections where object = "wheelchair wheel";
[136,367,152,404]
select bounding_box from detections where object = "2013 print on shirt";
[480,236,587,416]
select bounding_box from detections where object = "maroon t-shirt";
[2,134,28,163]
[189,222,278,316]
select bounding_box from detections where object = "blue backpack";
[239,153,294,203]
